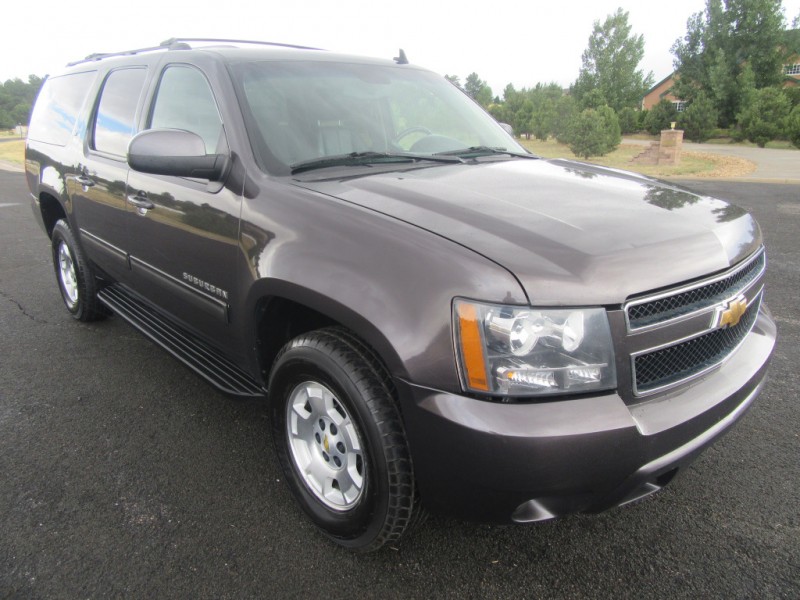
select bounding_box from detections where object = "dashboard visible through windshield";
[233,60,525,174]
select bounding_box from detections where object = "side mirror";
[127,129,229,181]
[499,122,515,137]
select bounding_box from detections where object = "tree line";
[5,2,800,154]
[0,76,43,130]
[448,1,800,156]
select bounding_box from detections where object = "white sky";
[4,0,799,94]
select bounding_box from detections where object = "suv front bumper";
[398,308,776,523]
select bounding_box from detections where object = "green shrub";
[568,106,621,158]
[637,109,649,131]
[737,87,791,147]
[784,86,800,108]
[788,105,800,149]
[530,97,556,141]
[552,95,579,144]
[644,100,678,135]
[618,107,639,134]
[678,93,718,142]
[598,105,622,148]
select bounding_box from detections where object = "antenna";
[394,49,409,65]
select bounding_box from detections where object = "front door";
[125,64,241,350]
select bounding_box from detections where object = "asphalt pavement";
[1,171,798,598]
[622,136,800,184]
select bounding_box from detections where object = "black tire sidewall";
[270,343,393,546]
[51,220,99,321]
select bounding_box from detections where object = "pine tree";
[572,8,653,113]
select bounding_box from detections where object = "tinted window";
[234,61,523,174]
[92,68,147,156]
[149,66,222,153]
[28,71,96,146]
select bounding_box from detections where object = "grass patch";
[518,138,756,179]
[0,140,25,164]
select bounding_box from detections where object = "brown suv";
[25,39,776,551]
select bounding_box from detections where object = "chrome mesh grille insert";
[633,296,760,394]
[627,251,765,330]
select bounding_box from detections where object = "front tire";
[269,328,417,551]
[51,220,105,321]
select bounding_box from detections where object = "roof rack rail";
[66,38,322,67]
[159,37,323,51]
[66,39,189,67]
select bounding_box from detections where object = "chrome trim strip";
[630,290,763,397]
[129,256,228,310]
[79,228,127,260]
[624,247,765,333]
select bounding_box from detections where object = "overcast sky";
[4,0,800,94]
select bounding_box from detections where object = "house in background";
[641,73,683,111]
[642,30,799,111]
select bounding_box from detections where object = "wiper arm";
[434,146,538,159]
[290,151,464,174]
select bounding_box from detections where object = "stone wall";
[632,129,684,166]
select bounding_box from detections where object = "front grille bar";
[631,291,762,396]
[625,248,765,331]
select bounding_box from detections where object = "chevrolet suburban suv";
[25,38,776,551]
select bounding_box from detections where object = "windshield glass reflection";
[234,61,523,174]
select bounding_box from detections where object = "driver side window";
[149,66,223,154]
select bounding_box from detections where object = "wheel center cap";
[323,434,330,453]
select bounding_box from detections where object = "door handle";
[127,193,155,211]
[75,174,95,187]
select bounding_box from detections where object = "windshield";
[232,60,526,174]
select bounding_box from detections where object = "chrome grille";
[633,294,761,395]
[626,250,765,330]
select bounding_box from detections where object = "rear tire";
[51,220,105,321]
[269,328,418,551]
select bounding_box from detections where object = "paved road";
[623,136,800,183]
[1,171,798,598]
[679,144,800,183]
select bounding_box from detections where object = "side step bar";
[98,284,266,398]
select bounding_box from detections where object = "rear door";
[70,66,148,281]
[124,63,241,349]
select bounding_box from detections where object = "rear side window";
[92,68,147,157]
[28,71,96,146]
[149,65,223,153]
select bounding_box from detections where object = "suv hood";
[293,159,761,305]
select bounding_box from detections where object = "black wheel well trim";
[247,280,409,389]
[38,191,68,238]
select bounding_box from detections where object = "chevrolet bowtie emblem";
[713,294,748,329]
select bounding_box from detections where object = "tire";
[51,220,105,321]
[269,327,418,551]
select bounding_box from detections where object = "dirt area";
[677,151,757,179]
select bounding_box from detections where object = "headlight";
[453,299,617,397]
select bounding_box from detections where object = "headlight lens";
[453,299,617,397]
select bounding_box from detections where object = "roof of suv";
[65,38,409,71]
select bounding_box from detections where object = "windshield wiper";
[290,151,464,174]
[434,146,539,159]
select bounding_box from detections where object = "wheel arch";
[39,191,67,238]
[248,279,408,391]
